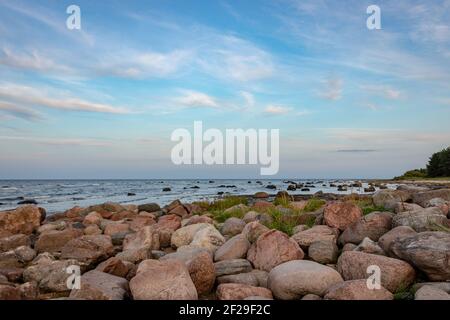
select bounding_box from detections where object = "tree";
[427,147,450,177]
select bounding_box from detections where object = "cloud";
[0,0,94,46]
[240,91,255,108]
[361,85,402,100]
[174,90,219,108]
[97,50,192,79]
[0,100,42,121]
[0,47,72,73]
[198,35,274,82]
[0,83,129,114]
[336,149,378,153]
[320,77,343,101]
[0,135,111,147]
[264,105,292,115]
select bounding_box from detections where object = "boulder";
[392,207,447,232]
[268,260,343,299]
[123,226,160,252]
[35,228,83,253]
[394,202,423,214]
[0,234,30,252]
[129,259,198,300]
[171,223,210,248]
[301,294,322,300]
[60,235,114,266]
[324,280,393,300]
[338,212,392,245]
[168,204,189,217]
[247,230,304,272]
[115,248,150,264]
[254,192,269,199]
[104,223,130,236]
[216,283,273,300]
[291,225,339,249]
[413,282,450,293]
[95,257,129,278]
[292,225,309,234]
[373,190,411,209]
[23,257,82,293]
[14,245,36,262]
[412,189,450,207]
[152,214,181,247]
[84,224,102,235]
[337,251,416,292]
[137,203,160,213]
[82,211,103,226]
[214,259,253,277]
[161,247,215,296]
[243,211,273,225]
[190,225,225,253]
[0,284,21,300]
[241,222,270,243]
[378,226,417,257]
[0,205,44,235]
[391,231,450,281]
[182,215,213,227]
[308,240,339,264]
[414,285,450,300]
[69,270,129,300]
[220,217,246,237]
[214,234,250,262]
[217,270,268,288]
[324,202,362,230]
[354,237,385,255]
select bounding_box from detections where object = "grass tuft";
[303,198,326,212]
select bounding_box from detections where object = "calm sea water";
[0,179,397,214]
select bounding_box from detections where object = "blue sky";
[0,0,449,179]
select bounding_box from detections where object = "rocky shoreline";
[0,185,449,300]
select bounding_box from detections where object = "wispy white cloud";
[0,47,72,73]
[360,85,402,100]
[96,50,193,79]
[0,0,94,46]
[0,135,111,147]
[263,104,292,115]
[0,83,129,114]
[240,91,255,108]
[198,35,274,82]
[0,100,42,121]
[174,90,219,108]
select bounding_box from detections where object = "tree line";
[395,147,450,179]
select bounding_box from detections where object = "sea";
[0,179,398,214]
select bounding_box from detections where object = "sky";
[0,0,449,179]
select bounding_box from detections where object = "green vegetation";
[429,222,450,233]
[210,209,246,223]
[273,195,291,207]
[208,196,248,211]
[427,147,450,177]
[194,196,248,223]
[393,284,414,300]
[303,198,326,212]
[347,197,389,215]
[394,147,450,179]
[267,207,299,236]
